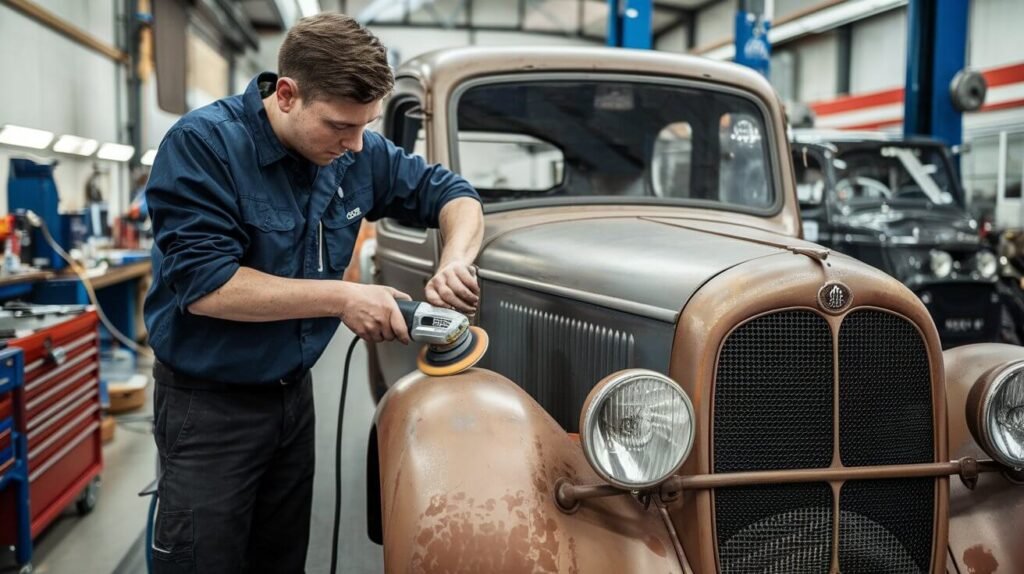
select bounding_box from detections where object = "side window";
[388,98,426,156]
[793,146,825,206]
[456,132,564,194]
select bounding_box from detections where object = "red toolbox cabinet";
[0,310,102,545]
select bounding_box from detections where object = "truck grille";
[713,309,935,574]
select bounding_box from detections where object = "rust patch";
[644,535,667,558]
[963,545,998,574]
[424,494,447,517]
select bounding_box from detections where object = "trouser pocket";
[153,506,196,572]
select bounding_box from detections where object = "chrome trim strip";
[27,379,99,433]
[29,421,100,482]
[478,268,679,323]
[25,333,98,374]
[25,348,98,394]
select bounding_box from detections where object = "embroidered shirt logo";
[346,206,362,220]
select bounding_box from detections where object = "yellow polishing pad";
[416,326,489,377]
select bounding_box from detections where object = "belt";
[154,361,310,391]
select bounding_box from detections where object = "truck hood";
[478,216,821,322]
[836,206,979,246]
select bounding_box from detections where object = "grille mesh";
[716,483,833,574]
[839,310,934,466]
[714,311,833,472]
[492,301,634,431]
[839,479,935,573]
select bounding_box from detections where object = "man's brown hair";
[278,12,393,104]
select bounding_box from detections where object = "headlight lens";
[976,250,998,279]
[930,249,953,277]
[580,370,695,489]
[970,364,1024,468]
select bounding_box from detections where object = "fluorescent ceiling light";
[53,134,99,156]
[0,124,54,149]
[97,142,135,162]
[140,149,158,166]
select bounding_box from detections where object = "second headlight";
[580,369,695,489]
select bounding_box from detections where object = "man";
[144,13,483,573]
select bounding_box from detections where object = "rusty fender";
[944,344,1024,574]
[373,368,683,573]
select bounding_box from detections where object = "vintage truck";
[355,46,1024,573]
[791,129,1007,348]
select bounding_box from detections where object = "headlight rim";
[580,368,696,490]
[968,359,1024,470]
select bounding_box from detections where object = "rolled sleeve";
[147,128,247,313]
[367,132,480,227]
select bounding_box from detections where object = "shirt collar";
[243,72,290,168]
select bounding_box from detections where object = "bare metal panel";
[478,217,784,322]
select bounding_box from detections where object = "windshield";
[453,79,775,211]
[831,144,962,210]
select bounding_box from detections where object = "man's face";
[287,96,383,166]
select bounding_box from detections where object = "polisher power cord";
[330,334,361,574]
[26,210,154,357]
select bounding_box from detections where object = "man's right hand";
[338,283,412,344]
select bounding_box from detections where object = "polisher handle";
[396,300,421,330]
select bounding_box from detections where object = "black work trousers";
[151,362,315,574]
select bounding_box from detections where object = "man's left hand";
[425,260,479,315]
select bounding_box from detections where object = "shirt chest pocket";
[239,197,300,276]
[321,186,371,274]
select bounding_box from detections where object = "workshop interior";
[1,0,1024,573]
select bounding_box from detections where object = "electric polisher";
[397,300,489,376]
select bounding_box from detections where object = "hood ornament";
[818,281,852,313]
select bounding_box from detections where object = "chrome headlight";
[968,362,1024,469]
[976,250,998,279]
[580,369,695,489]
[929,249,953,278]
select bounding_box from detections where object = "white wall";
[794,32,838,103]
[695,0,733,48]
[849,8,907,94]
[0,1,129,216]
[655,24,689,54]
[969,0,1024,69]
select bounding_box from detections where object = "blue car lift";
[0,348,31,573]
[904,0,970,147]
[607,0,652,49]
[734,0,772,78]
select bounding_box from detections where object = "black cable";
[330,334,362,574]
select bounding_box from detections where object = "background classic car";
[791,130,1009,348]
[360,47,1024,573]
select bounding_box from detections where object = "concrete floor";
[0,327,383,574]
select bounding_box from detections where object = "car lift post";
[903,0,971,148]
[606,0,652,49]
[734,0,772,78]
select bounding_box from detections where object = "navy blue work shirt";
[144,73,479,384]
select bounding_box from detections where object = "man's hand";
[338,283,412,344]
[425,260,480,315]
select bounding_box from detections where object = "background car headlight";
[580,369,695,489]
[930,249,953,278]
[968,362,1024,469]
[976,250,998,279]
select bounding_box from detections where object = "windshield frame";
[446,72,785,218]
[827,141,967,212]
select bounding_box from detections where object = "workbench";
[0,271,55,302]
[33,260,151,354]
